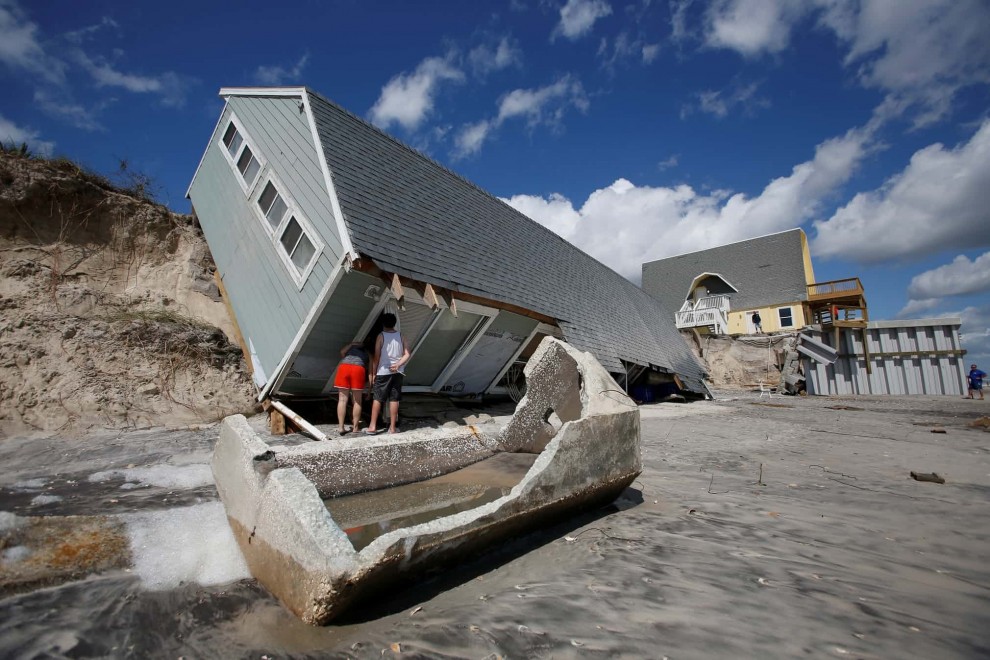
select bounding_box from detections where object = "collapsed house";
[642,229,868,336]
[186,86,708,408]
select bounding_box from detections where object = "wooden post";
[269,408,287,435]
[390,274,405,310]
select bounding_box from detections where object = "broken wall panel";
[803,319,967,396]
[442,311,539,395]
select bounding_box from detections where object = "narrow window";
[279,217,316,271]
[222,123,242,157]
[778,307,794,328]
[236,146,260,186]
[257,182,287,232]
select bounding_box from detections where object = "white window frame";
[250,171,324,290]
[778,306,794,328]
[218,113,265,195]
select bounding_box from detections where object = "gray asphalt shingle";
[641,229,810,313]
[306,89,707,392]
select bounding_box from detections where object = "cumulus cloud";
[907,252,990,300]
[553,0,612,41]
[704,0,801,56]
[657,154,679,171]
[814,120,990,263]
[818,0,990,126]
[701,0,990,126]
[681,80,769,119]
[502,125,874,279]
[957,305,990,365]
[0,113,54,155]
[254,53,309,86]
[897,298,941,318]
[0,0,64,82]
[368,55,464,131]
[468,37,522,76]
[453,75,589,159]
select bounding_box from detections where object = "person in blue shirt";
[966,364,986,400]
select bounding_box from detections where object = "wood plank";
[270,400,327,441]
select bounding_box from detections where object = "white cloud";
[64,16,118,44]
[681,80,769,119]
[0,113,55,155]
[897,298,941,318]
[368,55,464,131]
[75,51,191,107]
[701,0,990,125]
[254,53,309,85]
[502,125,873,280]
[642,43,661,63]
[468,37,522,76]
[953,305,990,365]
[814,120,990,263]
[553,0,613,41]
[0,0,64,82]
[907,252,990,300]
[704,0,801,56]
[452,75,588,159]
[453,120,493,158]
[33,89,104,131]
[818,0,990,126]
[657,154,679,171]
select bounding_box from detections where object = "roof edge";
[219,86,307,98]
[642,227,807,268]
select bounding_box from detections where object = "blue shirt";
[970,369,986,388]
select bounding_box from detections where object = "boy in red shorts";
[334,340,369,434]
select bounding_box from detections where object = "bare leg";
[351,390,363,431]
[388,401,400,433]
[367,399,382,432]
[336,390,348,432]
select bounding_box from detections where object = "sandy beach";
[1,391,988,658]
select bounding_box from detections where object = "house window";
[252,175,322,287]
[218,115,263,191]
[257,181,288,233]
[778,307,794,328]
[279,217,316,271]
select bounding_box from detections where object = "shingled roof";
[306,89,707,392]
[641,229,810,314]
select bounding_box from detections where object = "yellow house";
[641,229,866,336]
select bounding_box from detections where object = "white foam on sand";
[2,545,31,563]
[123,501,250,590]
[12,478,46,491]
[0,511,22,531]
[88,464,214,490]
[30,494,63,506]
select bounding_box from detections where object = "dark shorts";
[373,373,403,403]
[971,380,984,391]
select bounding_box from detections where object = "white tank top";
[377,330,405,376]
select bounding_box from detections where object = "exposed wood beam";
[390,274,405,310]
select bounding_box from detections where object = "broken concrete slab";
[211,337,641,624]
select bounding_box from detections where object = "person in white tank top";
[366,313,410,434]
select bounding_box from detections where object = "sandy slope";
[0,152,255,438]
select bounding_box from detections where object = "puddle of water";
[325,452,538,552]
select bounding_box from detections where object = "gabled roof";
[297,88,707,391]
[642,229,810,313]
[685,272,739,300]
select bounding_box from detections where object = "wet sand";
[1,393,989,658]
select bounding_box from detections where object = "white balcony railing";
[675,295,730,334]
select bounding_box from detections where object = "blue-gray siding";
[188,95,342,379]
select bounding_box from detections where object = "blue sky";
[2,0,989,362]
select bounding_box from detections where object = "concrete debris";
[211,337,641,624]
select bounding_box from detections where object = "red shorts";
[334,363,366,390]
